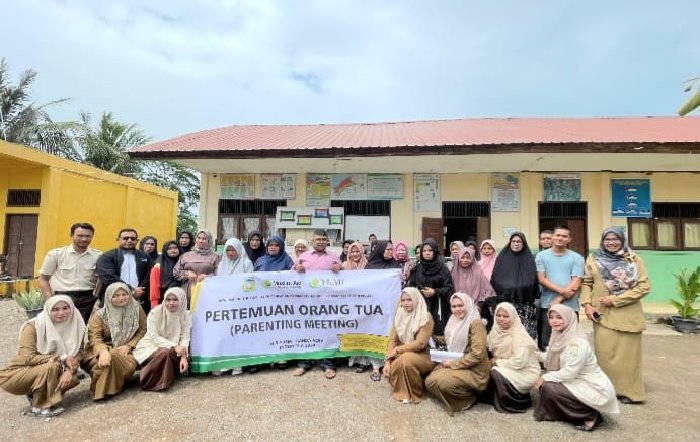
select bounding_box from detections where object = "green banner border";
[191,350,385,373]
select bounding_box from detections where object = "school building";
[130,116,700,302]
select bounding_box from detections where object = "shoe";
[76,368,87,380]
[575,414,603,432]
[246,366,259,374]
[355,365,369,373]
[231,368,243,376]
[211,370,224,376]
[42,406,64,417]
[619,396,639,404]
[370,370,382,382]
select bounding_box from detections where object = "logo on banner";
[309,277,344,288]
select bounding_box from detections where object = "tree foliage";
[0,58,200,233]
[678,77,700,116]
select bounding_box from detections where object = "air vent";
[7,189,41,207]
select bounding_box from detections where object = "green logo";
[262,279,272,288]
[309,278,321,288]
[242,277,255,292]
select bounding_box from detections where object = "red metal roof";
[132,117,700,154]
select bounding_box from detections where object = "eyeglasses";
[121,236,137,241]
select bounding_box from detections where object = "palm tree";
[0,58,82,159]
[79,111,148,175]
[678,77,700,116]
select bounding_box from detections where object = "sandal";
[370,370,382,382]
[324,368,336,380]
[355,365,368,373]
[575,414,603,432]
[293,367,307,377]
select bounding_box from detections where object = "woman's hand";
[420,287,435,298]
[174,345,188,358]
[197,274,207,282]
[599,296,613,307]
[386,347,398,359]
[179,356,189,373]
[116,345,131,356]
[55,369,74,392]
[533,376,545,391]
[65,356,79,373]
[382,361,391,377]
[98,349,112,368]
[489,358,497,367]
[186,270,198,281]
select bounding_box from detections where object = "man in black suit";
[96,228,152,313]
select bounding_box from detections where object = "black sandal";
[575,414,603,432]
[355,365,368,373]
[370,371,382,382]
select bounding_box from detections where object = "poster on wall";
[306,174,331,207]
[414,174,440,212]
[491,173,520,212]
[368,174,404,200]
[260,174,295,199]
[611,179,651,217]
[331,174,368,200]
[220,174,255,199]
[543,173,581,201]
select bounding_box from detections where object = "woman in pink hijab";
[478,239,498,280]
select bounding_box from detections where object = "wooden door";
[476,216,490,246]
[421,217,445,253]
[3,215,38,277]
[567,219,587,257]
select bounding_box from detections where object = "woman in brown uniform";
[383,287,435,404]
[82,282,146,400]
[0,295,85,417]
[580,226,651,404]
[425,292,490,415]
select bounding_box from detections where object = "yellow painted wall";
[0,141,178,277]
[199,170,700,252]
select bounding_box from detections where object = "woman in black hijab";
[177,230,194,253]
[244,230,266,265]
[490,232,539,337]
[408,238,454,340]
[148,240,183,308]
[365,240,401,270]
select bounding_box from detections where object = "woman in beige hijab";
[482,302,540,413]
[383,287,435,404]
[135,287,191,391]
[0,295,85,417]
[82,282,146,400]
[425,292,490,415]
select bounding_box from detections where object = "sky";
[2,0,699,142]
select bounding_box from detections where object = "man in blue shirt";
[535,226,584,350]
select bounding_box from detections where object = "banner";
[189,270,401,373]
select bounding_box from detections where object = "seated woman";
[134,287,191,391]
[82,282,146,401]
[425,292,490,415]
[217,238,254,276]
[383,287,435,404]
[482,302,540,413]
[253,235,294,271]
[533,304,619,431]
[0,295,85,417]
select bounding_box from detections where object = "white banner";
[189,270,401,373]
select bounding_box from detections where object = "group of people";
[0,222,650,431]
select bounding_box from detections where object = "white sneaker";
[231,368,243,376]
[212,370,224,376]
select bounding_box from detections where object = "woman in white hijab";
[81,282,146,401]
[135,287,191,391]
[216,238,254,275]
[425,292,490,415]
[0,295,85,417]
[533,304,619,432]
[383,287,435,404]
[482,302,540,413]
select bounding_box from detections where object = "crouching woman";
[0,295,86,417]
[82,282,146,400]
[383,287,435,404]
[134,287,191,391]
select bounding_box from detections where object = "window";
[628,203,700,250]
[7,190,41,207]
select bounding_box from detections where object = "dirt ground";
[1,297,699,441]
